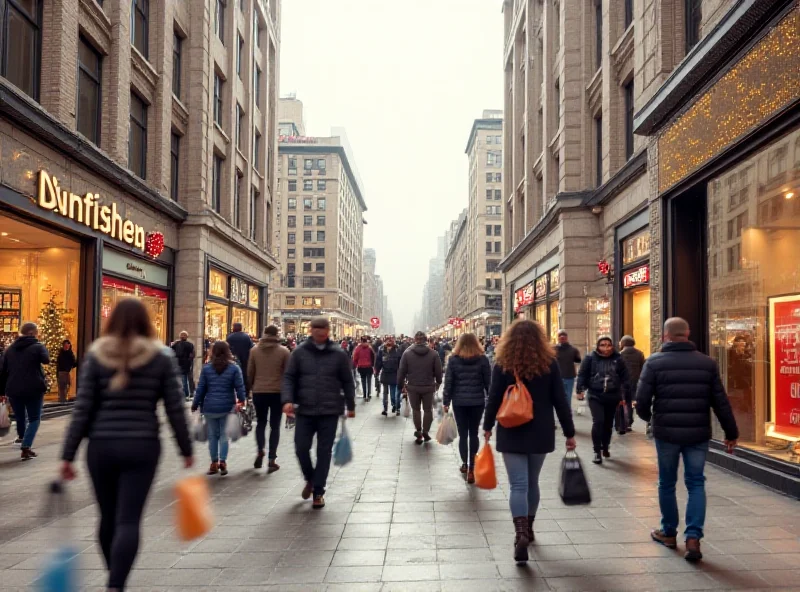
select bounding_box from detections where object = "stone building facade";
[0,0,281,402]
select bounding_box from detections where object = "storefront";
[637,1,800,487]
[511,259,560,341]
[204,262,264,356]
[617,223,651,357]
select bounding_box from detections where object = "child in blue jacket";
[192,341,246,475]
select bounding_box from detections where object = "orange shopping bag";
[473,442,497,490]
[174,475,213,541]
[496,376,533,428]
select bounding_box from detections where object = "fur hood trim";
[89,336,165,390]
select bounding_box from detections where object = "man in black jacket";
[171,331,196,400]
[554,330,581,406]
[226,323,254,371]
[619,335,646,431]
[0,323,50,459]
[398,332,443,444]
[282,317,355,509]
[636,317,738,563]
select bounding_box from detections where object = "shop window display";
[0,215,81,402]
[101,277,168,342]
[587,296,611,343]
[707,127,800,463]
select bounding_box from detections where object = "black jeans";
[87,438,160,590]
[357,368,372,397]
[453,405,483,468]
[294,414,339,496]
[589,398,618,453]
[253,393,282,459]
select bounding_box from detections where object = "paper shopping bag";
[174,475,213,541]
[473,443,497,490]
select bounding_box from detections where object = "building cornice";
[586,150,647,206]
[0,80,187,222]
[465,118,503,154]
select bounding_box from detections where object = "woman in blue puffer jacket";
[192,341,246,475]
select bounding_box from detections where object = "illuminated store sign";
[37,170,148,251]
[623,265,650,289]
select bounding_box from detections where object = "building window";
[317,158,326,171]
[303,180,313,191]
[318,198,326,210]
[303,198,312,210]
[212,155,222,213]
[486,173,493,183]
[285,296,295,306]
[495,173,501,182]
[288,233,295,244]
[236,33,244,78]
[317,231,325,241]
[253,15,261,48]
[595,115,603,187]
[288,180,297,192]
[234,171,242,228]
[486,260,499,272]
[303,262,312,272]
[287,197,296,209]
[555,79,561,128]
[287,249,295,259]
[624,80,634,160]
[486,278,492,289]
[215,0,225,44]
[495,241,501,253]
[486,189,492,200]
[1,0,42,100]
[304,159,313,170]
[486,241,492,253]
[318,180,326,190]
[235,104,244,150]
[303,277,325,289]
[249,188,258,239]
[172,30,182,98]
[316,263,325,272]
[495,189,502,200]
[170,132,180,200]
[494,224,501,235]
[303,230,312,242]
[287,215,296,228]
[595,0,602,69]
[77,37,101,145]
[685,0,702,52]
[304,215,312,226]
[253,131,261,170]
[494,279,502,290]
[317,215,325,226]
[624,0,633,28]
[486,225,492,236]
[131,0,149,58]
[128,92,147,178]
[254,65,261,108]
[213,74,223,126]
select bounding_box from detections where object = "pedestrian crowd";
[0,296,740,590]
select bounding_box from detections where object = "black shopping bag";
[559,451,592,506]
[614,401,627,435]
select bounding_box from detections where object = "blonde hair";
[453,333,484,358]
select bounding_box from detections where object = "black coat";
[442,355,491,407]
[554,343,581,379]
[620,346,646,391]
[484,360,575,454]
[281,339,356,416]
[375,345,402,385]
[171,339,195,374]
[1,336,50,398]
[56,349,77,373]
[636,341,739,445]
[226,331,254,369]
[576,350,630,404]
[61,337,192,462]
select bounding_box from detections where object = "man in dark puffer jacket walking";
[636,317,738,563]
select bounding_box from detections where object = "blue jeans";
[502,452,547,518]
[205,413,230,462]
[655,439,709,540]
[9,395,43,448]
[382,383,400,410]
[562,378,575,407]
[181,373,195,399]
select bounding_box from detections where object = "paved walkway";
[1,397,799,591]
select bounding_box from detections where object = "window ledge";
[611,22,635,81]
[131,46,159,92]
[79,0,112,48]
[214,122,231,144]
[586,67,603,114]
[172,96,189,127]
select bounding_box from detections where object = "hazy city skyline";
[280,0,504,334]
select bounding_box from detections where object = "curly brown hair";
[494,320,554,380]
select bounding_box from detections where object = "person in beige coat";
[247,325,291,472]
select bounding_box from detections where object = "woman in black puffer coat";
[442,333,491,483]
[576,335,630,464]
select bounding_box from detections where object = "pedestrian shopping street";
[1,400,799,592]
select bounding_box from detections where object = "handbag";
[614,400,628,435]
[225,411,242,441]
[333,417,353,466]
[192,413,207,443]
[559,451,592,505]
[174,475,213,541]
[239,400,255,437]
[473,442,497,489]
[435,412,458,445]
[496,375,534,428]
[401,397,411,418]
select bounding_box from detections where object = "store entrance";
[623,287,651,358]
[0,214,83,402]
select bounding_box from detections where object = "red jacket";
[352,344,375,369]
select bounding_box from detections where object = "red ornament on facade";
[144,231,165,258]
[597,259,610,276]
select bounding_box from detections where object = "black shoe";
[312,494,325,509]
[414,430,421,438]
[423,433,432,442]
[415,435,424,445]
[382,409,388,416]
[254,452,265,469]
[592,452,602,464]
[391,406,396,413]
[396,410,401,417]
[460,463,468,474]
[602,450,610,458]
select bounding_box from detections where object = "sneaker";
[312,494,325,509]
[302,481,313,500]
[423,433,432,443]
[592,452,602,465]
[20,448,37,461]
[467,470,475,484]
[650,529,677,549]
[254,451,265,469]
[267,461,280,474]
[602,450,611,458]
[685,538,703,562]
[381,409,388,416]
[219,461,228,476]
[207,461,219,475]
[460,463,468,474]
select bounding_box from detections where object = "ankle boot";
[527,516,535,542]
[512,516,529,563]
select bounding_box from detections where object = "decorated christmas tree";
[39,293,69,390]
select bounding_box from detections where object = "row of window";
[485,224,502,236]
[485,278,502,290]
[211,156,260,238]
[486,189,502,201]
[284,296,323,307]
[485,135,502,145]
[486,206,502,215]
[485,241,502,254]
[485,173,502,183]
[287,231,326,243]
[288,180,327,192]
[287,197,327,210]
[287,215,326,227]
[287,263,326,273]
[284,276,325,289]
[287,157,327,172]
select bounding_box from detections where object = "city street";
[1,400,799,592]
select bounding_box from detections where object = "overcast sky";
[280,0,504,334]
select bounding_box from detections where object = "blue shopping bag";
[333,417,353,466]
[37,482,79,592]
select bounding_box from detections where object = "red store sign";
[769,295,800,439]
[623,265,650,289]
[514,283,534,312]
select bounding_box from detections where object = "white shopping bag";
[401,397,411,418]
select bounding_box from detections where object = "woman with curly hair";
[483,319,576,563]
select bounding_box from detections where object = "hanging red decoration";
[144,231,165,258]
[597,259,610,276]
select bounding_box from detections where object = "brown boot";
[512,517,529,563]
[267,460,280,474]
[527,516,535,543]
[685,538,703,562]
[650,529,677,549]
[466,470,475,484]
[20,448,37,461]
[254,451,265,469]
[207,461,219,475]
[301,481,313,500]
[219,461,228,476]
